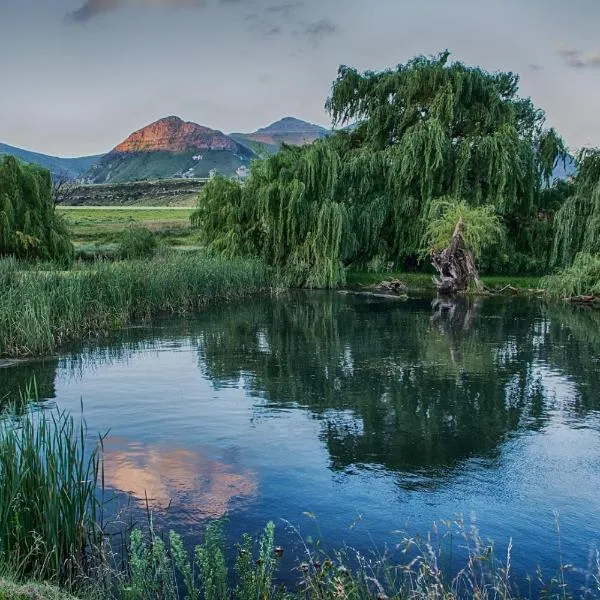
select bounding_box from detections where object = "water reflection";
[2,293,600,480]
[191,294,600,475]
[103,438,257,522]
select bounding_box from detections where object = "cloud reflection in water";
[103,438,258,522]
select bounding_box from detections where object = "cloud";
[292,18,337,45]
[557,47,600,69]
[265,2,304,19]
[67,0,203,23]
[303,18,337,39]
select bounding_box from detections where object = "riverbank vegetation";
[0,252,270,357]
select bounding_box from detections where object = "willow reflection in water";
[193,293,600,475]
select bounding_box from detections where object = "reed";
[0,388,105,585]
[0,252,271,357]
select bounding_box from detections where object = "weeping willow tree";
[543,149,600,298]
[552,148,600,267]
[193,51,565,287]
[0,156,73,263]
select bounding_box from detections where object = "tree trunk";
[430,216,483,295]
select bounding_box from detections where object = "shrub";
[118,226,157,260]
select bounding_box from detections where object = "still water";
[2,292,600,584]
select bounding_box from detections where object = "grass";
[57,207,199,254]
[543,253,600,299]
[0,392,104,586]
[346,270,543,292]
[0,578,79,599]
[0,252,271,357]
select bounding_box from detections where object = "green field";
[57,206,199,252]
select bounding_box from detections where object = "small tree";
[0,156,73,263]
[51,171,80,207]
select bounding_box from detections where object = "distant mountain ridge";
[2,116,578,185]
[0,143,101,179]
[84,116,253,184]
[232,117,330,155]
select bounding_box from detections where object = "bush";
[118,226,157,260]
[543,252,600,298]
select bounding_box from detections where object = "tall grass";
[543,252,600,298]
[0,253,271,357]
[0,388,105,585]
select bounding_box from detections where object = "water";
[2,292,600,587]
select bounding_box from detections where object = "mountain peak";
[114,116,238,154]
[232,117,330,151]
[256,117,328,135]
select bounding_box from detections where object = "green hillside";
[0,143,102,178]
[229,134,278,157]
[84,149,250,184]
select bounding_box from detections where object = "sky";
[0,0,599,156]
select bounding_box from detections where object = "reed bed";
[0,394,104,585]
[0,253,271,357]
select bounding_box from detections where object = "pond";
[2,292,600,589]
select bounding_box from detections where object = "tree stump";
[430,216,483,295]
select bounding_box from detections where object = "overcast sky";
[1,0,599,156]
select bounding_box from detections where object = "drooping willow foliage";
[0,156,73,263]
[192,52,566,287]
[423,199,505,260]
[552,149,600,267]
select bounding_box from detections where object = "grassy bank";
[0,578,79,599]
[57,207,198,257]
[0,253,271,357]
[346,270,544,292]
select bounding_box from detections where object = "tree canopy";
[193,52,566,287]
[552,148,600,267]
[0,156,73,263]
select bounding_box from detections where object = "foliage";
[194,523,228,600]
[0,253,271,357]
[118,226,157,260]
[0,156,73,263]
[119,521,277,600]
[552,149,600,267]
[192,53,565,286]
[0,393,104,585]
[422,198,505,259]
[543,252,600,298]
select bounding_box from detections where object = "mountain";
[83,116,253,184]
[0,142,102,179]
[231,117,330,155]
